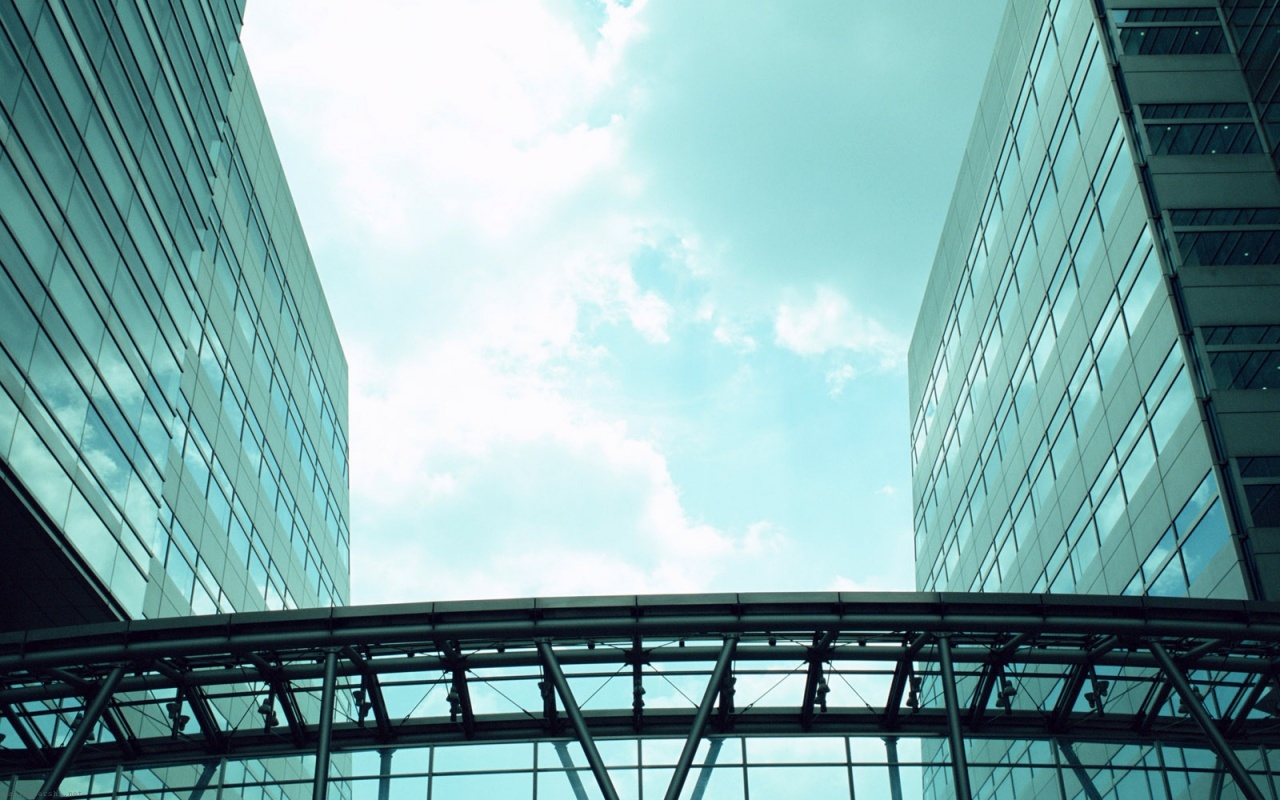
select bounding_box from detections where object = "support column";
[39,664,125,797]
[1050,738,1068,800]
[666,636,738,800]
[378,749,393,800]
[215,758,228,800]
[1149,640,1265,800]
[553,741,591,800]
[537,640,620,800]
[1056,740,1103,800]
[550,737,588,798]
[188,761,218,800]
[937,635,971,800]
[885,736,904,800]
[313,649,339,800]
[689,738,723,800]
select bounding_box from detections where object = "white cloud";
[243,0,646,245]
[774,286,905,367]
[574,256,674,344]
[346,325,787,602]
[824,363,857,395]
[712,320,758,353]
[742,520,788,555]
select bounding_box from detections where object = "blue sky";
[241,1,1005,603]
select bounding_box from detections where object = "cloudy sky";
[240,1,1005,605]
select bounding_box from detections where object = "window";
[1239,457,1280,527]
[1112,9,1227,55]
[1172,208,1280,225]
[1209,350,1280,389]
[1181,499,1230,584]
[1175,229,1280,266]
[1202,325,1280,389]
[1170,208,1280,268]
[1141,103,1260,155]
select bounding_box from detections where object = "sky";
[240,1,1006,605]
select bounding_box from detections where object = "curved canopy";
[4,591,1280,800]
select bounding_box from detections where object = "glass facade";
[910,0,1280,604]
[911,0,1280,796]
[0,0,349,628]
[13,741,1272,800]
[10,740,928,800]
[15,739,1280,800]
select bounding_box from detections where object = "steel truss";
[3,592,1280,800]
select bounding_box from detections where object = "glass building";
[911,0,1280,606]
[0,0,350,631]
[910,0,1280,796]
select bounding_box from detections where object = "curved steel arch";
[4,591,1280,800]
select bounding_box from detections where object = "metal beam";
[50,665,137,757]
[665,635,738,800]
[537,640,620,800]
[801,630,837,730]
[996,631,1032,657]
[1227,672,1273,737]
[101,703,139,759]
[630,634,645,733]
[4,641,1274,706]
[153,660,225,752]
[276,683,306,746]
[313,649,338,800]
[540,671,560,733]
[968,662,1002,728]
[438,640,476,739]
[1148,640,1265,800]
[363,672,394,743]
[1,702,47,762]
[716,667,736,732]
[38,664,124,796]
[15,700,53,751]
[937,635,971,800]
[342,647,394,743]
[884,658,912,729]
[1184,638,1225,665]
[251,655,306,747]
[885,634,927,729]
[1051,664,1089,731]
[13,592,1280,673]
[1087,636,1118,661]
[1138,678,1175,734]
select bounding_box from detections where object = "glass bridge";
[3,592,1280,800]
